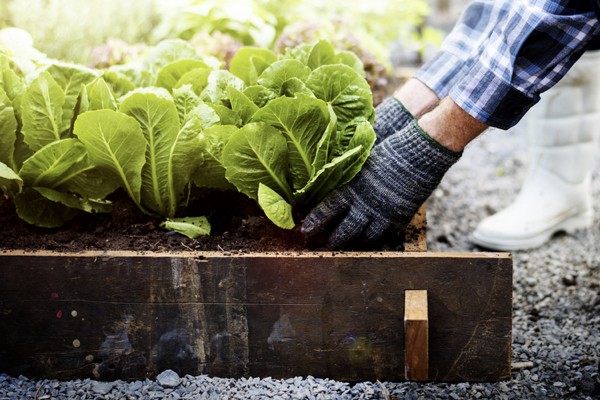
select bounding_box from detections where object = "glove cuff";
[373,97,415,143]
[352,120,461,222]
[377,121,462,179]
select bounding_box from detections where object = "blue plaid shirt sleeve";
[415,0,600,129]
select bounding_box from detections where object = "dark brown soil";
[0,189,415,253]
[0,190,300,252]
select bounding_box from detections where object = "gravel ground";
[1,129,599,398]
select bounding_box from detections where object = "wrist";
[417,97,488,152]
[388,97,415,120]
[411,120,462,158]
[395,78,440,118]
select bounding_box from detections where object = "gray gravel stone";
[91,381,116,395]
[156,370,182,388]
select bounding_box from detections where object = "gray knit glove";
[301,120,461,250]
[373,97,415,143]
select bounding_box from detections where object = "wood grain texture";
[404,290,428,381]
[0,251,511,382]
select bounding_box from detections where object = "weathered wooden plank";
[0,251,511,382]
[404,290,428,381]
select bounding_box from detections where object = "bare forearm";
[418,98,489,152]
[394,78,439,118]
[391,78,488,152]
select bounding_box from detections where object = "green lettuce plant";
[211,40,376,229]
[0,47,213,233]
[73,88,210,219]
[1,35,376,234]
[0,58,118,228]
[90,39,377,230]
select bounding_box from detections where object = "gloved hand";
[373,96,415,143]
[301,120,461,249]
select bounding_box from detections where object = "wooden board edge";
[0,250,511,259]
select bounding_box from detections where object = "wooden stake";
[405,290,429,381]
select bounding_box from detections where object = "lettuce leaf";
[251,94,330,190]
[161,216,211,239]
[0,87,18,169]
[257,183,295,230]
[201,70,245,106]
[307,40,336,70]
[173,85,202,123]
[0,61,119,227]
[1,37,376,233]
[0,161,22,196]
[257,59,311,94]
[14,187,81,228]
[86,78,117,111]
[43,63,98,134]
[21,71,65,151]
[119,89,203,217]
[73,109,146,207]
[306,64,374,127]
[229,47,277,85]
[156,59,212,91]
[193,125,238,190]
[222,122,293,202]
[19,139,90,188]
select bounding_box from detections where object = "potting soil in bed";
[0,189,422,253]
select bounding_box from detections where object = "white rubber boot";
[472,50,600,251]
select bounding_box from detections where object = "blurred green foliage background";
[0,0,440,67]
[1,0,158,64]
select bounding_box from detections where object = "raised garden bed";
[0,36,512,383]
